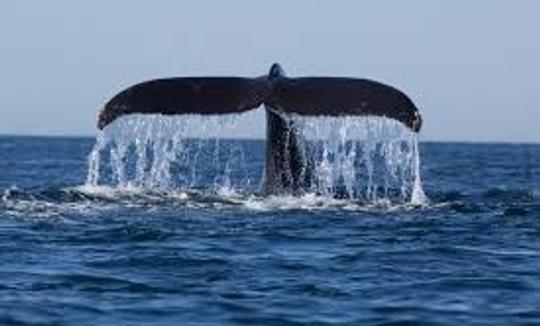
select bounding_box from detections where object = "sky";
[0,0,538,142]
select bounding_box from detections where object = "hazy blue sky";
[0,1,538,142]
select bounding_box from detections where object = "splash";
[294,116,428,205]
[410,135,429,206]
[85,112,428,205]
[85,113,259,193]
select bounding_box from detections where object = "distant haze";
[0,1,538,142]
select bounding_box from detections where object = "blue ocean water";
[0,135,539,325]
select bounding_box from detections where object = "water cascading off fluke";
[85,113,428,205]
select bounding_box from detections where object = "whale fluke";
[97,64,422,132]
[98,77,268,130]
[267,77,422,132]
[96,63,423,195]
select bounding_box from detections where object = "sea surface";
[0,135,539,325]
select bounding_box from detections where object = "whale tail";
[98,63,422,132]
[96,64,423,194]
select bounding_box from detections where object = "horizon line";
[0,132,538,146]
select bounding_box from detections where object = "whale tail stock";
[97,63,422,132]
